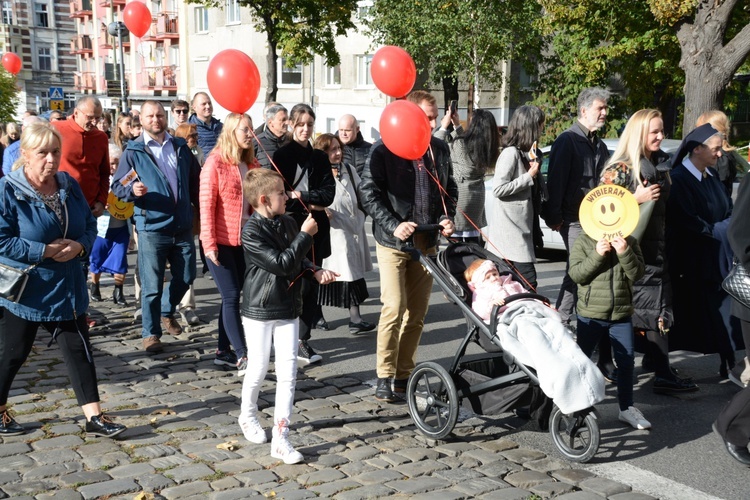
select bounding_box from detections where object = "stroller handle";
[413,223,443,233]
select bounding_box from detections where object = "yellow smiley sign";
[579,184,639,241]
[107,191,134,220]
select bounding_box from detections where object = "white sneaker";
[271,435,304,464]
[238,414,267,444]
[619,406,651,430]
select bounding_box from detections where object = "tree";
[367,0,543,112]
[650,0,750,133]
[535,0,682,142]
[187,0,358,103]
[0,71,19,122]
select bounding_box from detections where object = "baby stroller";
[404,235,600,463]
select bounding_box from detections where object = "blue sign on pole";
[49,87,64,100]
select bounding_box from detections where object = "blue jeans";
[576,315,635,411]
[138,230,196,339]
[205,244,247,358]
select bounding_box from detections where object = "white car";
[483,138,683,253]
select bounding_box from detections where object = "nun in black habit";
[665,123,739,376]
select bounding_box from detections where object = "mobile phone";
[450,100,458,114]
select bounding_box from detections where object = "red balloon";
[123,1,152,38]
[371,46,417,98]
[379,100,431,160]
[207,50,261,114]
[1,52,21,75]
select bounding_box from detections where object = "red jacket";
[200,152,259,252]
[53,118,110,208]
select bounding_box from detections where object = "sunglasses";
[173,109,188,114]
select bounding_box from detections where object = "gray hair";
[109,143,122,160]
[264,103,287,122]
[577,87,610,118]
[76,95,102,110]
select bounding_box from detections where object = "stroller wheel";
[406,362,459,439]
[549,406,600,463]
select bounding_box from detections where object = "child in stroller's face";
[465,259,527,320]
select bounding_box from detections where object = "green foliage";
[366,0,543,95]
[0,70,19,122]
[534,0,682,144]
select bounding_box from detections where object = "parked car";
[483,138,683,253]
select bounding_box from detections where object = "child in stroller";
[465,258,605,415]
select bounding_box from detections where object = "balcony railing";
[70,34,93,55]
[142,12,178,41]
[69,0,93,18]
[142,65,178,90]
[74,72,97,91]
[98,25,112,49]
[98,0,125,7]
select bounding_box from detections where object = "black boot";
[113,285,128,307]
[89,282,101,302]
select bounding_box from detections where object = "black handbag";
[722,258,750,309]
[0,262,36,303]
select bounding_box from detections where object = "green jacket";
[569,234,645,321]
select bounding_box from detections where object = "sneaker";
[180,308,201,326]
[161,316,183,336]
[729,357,750,389]
[238,414,267,444]
[618,406,651,430]
[375,377,394,402]
[271,436,304,464]
[0,410,25,436]
[236,357,248,377]
[314,318,330,331]
[142,336,163,353]
[85,413,126,438]
[297,340,322,365]
[214,350,238,367]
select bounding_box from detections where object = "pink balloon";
[207,50,261,114]
[1,52,21,75]
[379,100,431,160]
[123,1,152,38]
[371,46,417,98]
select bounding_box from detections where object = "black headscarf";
[671,123,720,169]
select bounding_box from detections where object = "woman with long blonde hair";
[600,109,698,394]
[199,112,258,374]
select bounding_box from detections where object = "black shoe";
[297,340,322,365]
[349,321,376,334]
[112,285,129,307]
[375,378,394,402]
[653,375,699,394]
[314,318,330,331]
[714,423,750,466]
[599,366,618,385]
[89,282,102,302]
[86,413,126,438]
[0,410,25,436]
[392,378,408,394]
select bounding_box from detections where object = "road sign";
[50,100,64,111]
[49,87,64,100]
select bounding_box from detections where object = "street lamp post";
[107,21,129,113]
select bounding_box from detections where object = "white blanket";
[495,300,605,414]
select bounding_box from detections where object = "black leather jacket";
[240,212,315,320]
[253,127,290,169]
[341,132,373,177]
[359,138,457,251]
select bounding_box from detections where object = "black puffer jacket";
[240,212,315,320]
[254,127,290,169]
[341,132,373,177]
[359,138,457,251]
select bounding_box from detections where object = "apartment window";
[277,58,302,86]
[2,1,12,25]
[34,2,48,28]
[194,6,208,33]
[356,54,374,88]
[357,0,373,20]
[324,64,341,87]
[169,44,180,67]
[226,0,240,24]
[37,46,52,71]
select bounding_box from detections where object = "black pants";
[298,279,319,342]
[507,260,537,291]
[0,308,100,406]
[716,386,750,447]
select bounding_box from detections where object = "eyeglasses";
[173,109,188,114]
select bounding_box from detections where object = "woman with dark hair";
[487,105,545,288]
[437,109,499,244]
[271,104,335,364]
[313,133,374,334]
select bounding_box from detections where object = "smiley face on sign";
[579,184,639,241]
[107,191,134,220]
